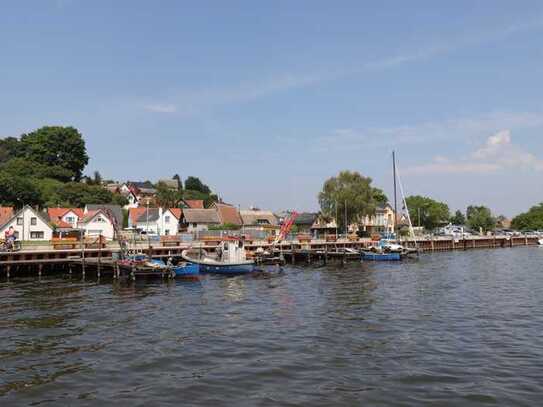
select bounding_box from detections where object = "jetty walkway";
[0,235,539,279]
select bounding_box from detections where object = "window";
[165,229,170,235]
[31,217,37,225]
[65,216,75,223]
[95,216,105,223]
[16,217,23,225]
[30,231,44,239]
[165,216,170,223]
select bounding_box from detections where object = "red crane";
[275,211,299,243]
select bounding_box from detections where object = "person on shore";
[4,226,16,251]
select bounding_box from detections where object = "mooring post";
[6,265,10,279]
[292,244,296,265]
[38,264,42,278]
[324,244,328,265]
[97,233,102,277]
[68,264,72,275]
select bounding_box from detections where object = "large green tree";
[185,176,211,194]
[450,210,466,225]
[0,137,21,164]
[55,183,113,207]
[512,203,543,230]
[19,126,89,181]
[0,173,42,207]
[318,170,380,231]
[405,195,449,230]
[466,205,496,233]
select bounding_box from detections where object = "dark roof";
[86,204,123,226]
[294,212,318,225]
[135,208,160,223]
[129,181,154,189]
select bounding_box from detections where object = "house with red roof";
[47,208,84,229]
[78,209,116,239]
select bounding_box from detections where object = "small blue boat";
[172,262,200,277]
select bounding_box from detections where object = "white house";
[129,207,181,235]
[0,206,53,241]
[78,209,116,240]
[182,209,219,232]
[47,208,84,229]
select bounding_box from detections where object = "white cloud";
[404,130,543,175]
[143,104,177,113]
[317,111,543,152]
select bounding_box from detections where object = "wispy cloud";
[143,104,177,113]
[403,130,543,175]
[143,16,543,116]
[317,111,543,152]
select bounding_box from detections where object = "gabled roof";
[128,207,148,225]
[183,209,219,224]
[240,210,278,226]
[168,208,182,219]
[47,207,84,220]
[135,208,160,223]
[0,207,14,227]
[0,206,52,231]
[294,212,318,226]
[214,203,242,225]
[80,209,112,224]
[184,199,204,209]
[85,204,123,226]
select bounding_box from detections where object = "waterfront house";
[129,207,181,235]
[0,205,53,241]
[359,204,395,235]
[78,209,116,240]
[240,209,278,227]
[47,208,84,229]
[182,209,219,232]
[293,213,318,234]
[84,204,123,228]
[310,214,337,239]
[214,203,243,227]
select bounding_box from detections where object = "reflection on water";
[1,248,543,405]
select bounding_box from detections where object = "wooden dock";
[0,236,539,279]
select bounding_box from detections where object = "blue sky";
[1,1,543,216]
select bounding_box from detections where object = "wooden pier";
[0,236,539,279]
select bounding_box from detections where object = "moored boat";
[172,262,200,277]
[182,239,255,274]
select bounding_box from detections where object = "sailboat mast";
[392,150,398,234]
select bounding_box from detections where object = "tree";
[0,173,42,207]
[373,188,388,206]
[318,170,379,231]
[512,203,543,230]
[0,157,73,181]
[19,126,89,181]
[182,189,218,207]
[156,181,184,208]
[466,205,496,233]
[405,195,449,230]
[0,137,21,164]
[56,183,113,207]
[111,193,129,207]
[185,176,211,194]
[450,210,466,225]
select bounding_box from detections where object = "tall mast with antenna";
[393,150,398,235]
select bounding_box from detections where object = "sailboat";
[361,151,419,261]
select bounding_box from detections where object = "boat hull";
[362,252,402,261]
[173,263,200,277]
[199,262,254,274]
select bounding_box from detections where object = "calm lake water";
[2,247,543,406]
